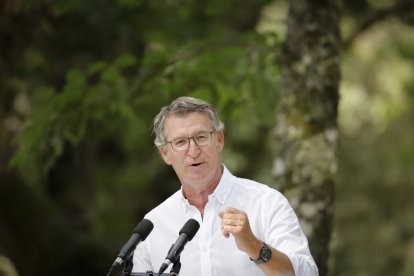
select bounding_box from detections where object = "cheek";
[164,151,184,167]
[165,156,172,165]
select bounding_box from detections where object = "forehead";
[164,112,212,138]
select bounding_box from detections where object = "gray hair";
[153,96,224,147]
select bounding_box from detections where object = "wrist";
[247,239,265,260]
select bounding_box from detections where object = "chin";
[180,164,220,187]
[182,172,213,186]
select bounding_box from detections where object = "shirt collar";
[209,164,232,205]
[179,187,191,211]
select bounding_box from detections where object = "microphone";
[158,219,200,274]
[107,219,154,276]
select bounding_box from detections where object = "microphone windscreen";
[133,219,154,241]
[179,219,200,241]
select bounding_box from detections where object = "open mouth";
[191,163,202,167]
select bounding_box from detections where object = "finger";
[220,208,245,217]
[221,214,246,226]
[221,224,245,237]
[219,208,248,238]
[223,207,243,214]
[220,222,231,238]
[221,223,240,236]
[221,217,244,227]
[218,207,244,221]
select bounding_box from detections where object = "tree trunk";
[274,1,341,275]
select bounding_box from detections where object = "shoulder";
[232,176,297,221]
[223,166,271,194]
[144,190,183,220]
[232,175,285,200]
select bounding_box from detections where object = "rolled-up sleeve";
[263,191,319,276]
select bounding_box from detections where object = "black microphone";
[158,219,200,274]
[107,219,154,276]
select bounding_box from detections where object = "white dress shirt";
[132,165,318,276]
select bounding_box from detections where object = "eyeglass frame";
[165,130,217,152]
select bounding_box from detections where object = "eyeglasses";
[166,131,216,152]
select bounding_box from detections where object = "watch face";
[262,245,272,261]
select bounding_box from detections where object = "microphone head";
[133,219,154,241]
[179,219,200,241]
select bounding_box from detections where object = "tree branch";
[131,37,276,98]
[344,0,414,49]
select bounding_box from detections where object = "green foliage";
[8,1,414,275]
[332,111,414,275]
[12,53,138,175]
[2,1,280,274]
[12,31,280,179]
[331,1,414,275]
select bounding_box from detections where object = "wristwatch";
[250,242,272,264]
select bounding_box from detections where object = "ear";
[216,131,224,153]
[159,145,172,165]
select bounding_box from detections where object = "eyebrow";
[168,129,212,141]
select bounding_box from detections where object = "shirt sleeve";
[263,190,319,276]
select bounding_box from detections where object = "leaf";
[113,53,137,68]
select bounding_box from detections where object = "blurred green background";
[1,0,413,275]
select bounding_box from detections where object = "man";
[132,96,318,275]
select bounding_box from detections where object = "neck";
[182,164,223,216]
[183,190,209,217]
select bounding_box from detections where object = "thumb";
[218,211,224,219]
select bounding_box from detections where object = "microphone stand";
[169,255,181,276]
[122,254,134,276]
[121,254,182,276]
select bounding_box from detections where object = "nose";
[187,138,201,157]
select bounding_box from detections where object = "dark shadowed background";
[1,0,414,275]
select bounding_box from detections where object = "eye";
[172,138,187,147]
[195,132,209,142]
